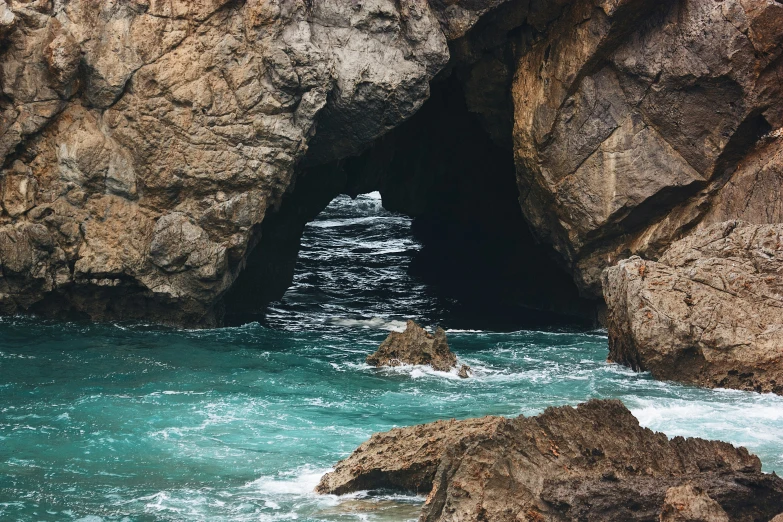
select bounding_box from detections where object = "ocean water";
[1,193,782,522]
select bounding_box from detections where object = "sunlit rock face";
[512,0,783,296]
[0,0,500,325]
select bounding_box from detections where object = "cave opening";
[223,74,599,330]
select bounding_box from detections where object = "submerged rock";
[317,400,783,521]
[366,320,468,374]
[603,221,783,394]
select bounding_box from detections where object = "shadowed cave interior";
[224,74,599,330]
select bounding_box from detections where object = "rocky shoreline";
[318,400,783,521]
[603,221,783,395]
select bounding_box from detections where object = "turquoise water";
[2,194,782,521]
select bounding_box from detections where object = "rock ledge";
[317,399,783,521]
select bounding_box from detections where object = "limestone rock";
[660,484,729,522]
[317,400,783,521]
[602,221,783,394]
[366,320,458,372]
[512,0,783,296]
[0,0,507,325]
[315,415,505,495]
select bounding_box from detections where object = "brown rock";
[366,320,457,372]
[512,0,783,296]
[457,364,472,379]
[315,415,505,496]
[317,400,783,521]
[770,514,783,522]
[0,0,508,326]
[660,484,730,522]
[602,221,783,394]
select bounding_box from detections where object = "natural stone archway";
[0,0,522,326]
[1,0,782,328]
[224,73,599,327]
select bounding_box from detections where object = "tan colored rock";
[366,320,458,372]
[315,415,505,495]
[660,484,730,522]
[602,221,783,394]
[318,400,783,521]
[512,0,783,295]
[0,0,505,325]
[770,514,783,522]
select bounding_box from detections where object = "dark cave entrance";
[223,74,598,330]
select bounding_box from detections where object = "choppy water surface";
[2,194,782,522]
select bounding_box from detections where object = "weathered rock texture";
[0,0,516,325]
[660,484,730,522]
[512,0,783,296]
[366,320,463,373]
[603,221,783,394]
[317,400,783,521]
[2,0,783,326]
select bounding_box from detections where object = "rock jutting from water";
[317,400,783,521]
[366,320,470,376]
[602,221,783,395]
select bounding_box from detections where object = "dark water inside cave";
[1,193,782,521]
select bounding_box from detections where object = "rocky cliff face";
[0,0,493,325]
[1,0,782,326]
[512,0,783,295]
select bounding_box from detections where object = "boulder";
[317,400,783,521]
[366,320,468,374]
[602,221,783,394]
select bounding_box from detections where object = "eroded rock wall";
[512,0,783,296]
[603,221,783,394]
[0,0,505,325]
[2,0,783,326]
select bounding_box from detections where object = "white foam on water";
[627,393,783,468]
[246,466,330,496]
[327,317,408,332]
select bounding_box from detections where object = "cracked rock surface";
[317,399,783,521]
[512,0,783,296]
[0,0,502,325]
[603,221,783,394]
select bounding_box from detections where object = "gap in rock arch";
[223,74,599,330]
